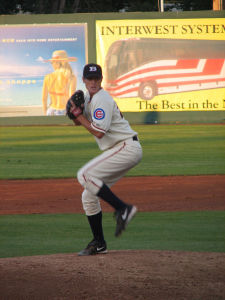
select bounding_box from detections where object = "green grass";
[0,211,224,258]
[0,124,224,179]
[0,124,224,258]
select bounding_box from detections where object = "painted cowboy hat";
[45,50,77,62]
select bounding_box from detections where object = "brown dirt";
[0,175,225,300]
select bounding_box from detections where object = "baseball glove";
[66,90,85,120]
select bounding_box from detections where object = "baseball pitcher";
[66,63,142,256]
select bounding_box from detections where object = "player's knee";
[77,169,103,195]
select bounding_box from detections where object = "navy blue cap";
[83,63,102,79]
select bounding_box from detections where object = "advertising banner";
[0,24,87,117]
[96,19,225,112]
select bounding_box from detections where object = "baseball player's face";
[83,77,102,97]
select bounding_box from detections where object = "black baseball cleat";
[78,239,107,256]
[114,205,137,237]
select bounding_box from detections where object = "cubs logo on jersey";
[94,108,105,120]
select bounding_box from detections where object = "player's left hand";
[66,90,85,119]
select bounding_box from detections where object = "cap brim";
[84,74,102,79]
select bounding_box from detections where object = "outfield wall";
[0,11,225,125]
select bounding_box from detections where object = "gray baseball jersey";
[83,88,137,151]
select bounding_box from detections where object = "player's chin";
[90,87,99,93]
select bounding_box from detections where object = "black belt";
[132,135,138,141]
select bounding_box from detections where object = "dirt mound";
[0,250,224,300]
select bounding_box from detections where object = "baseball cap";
[83,63,102,79]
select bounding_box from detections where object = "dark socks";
[97,183,127,211]
[87,211,105,242]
